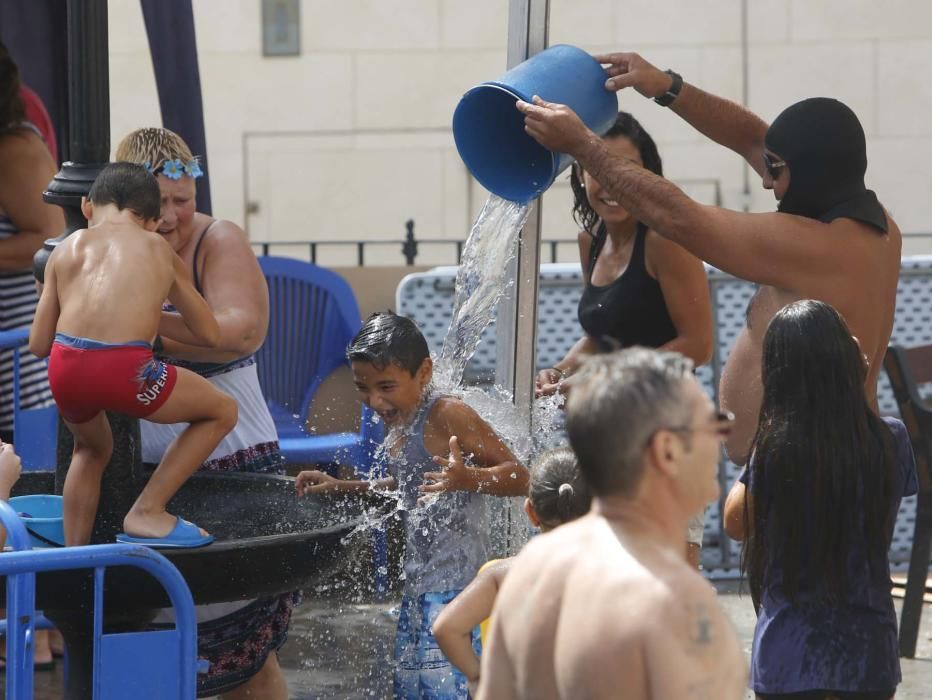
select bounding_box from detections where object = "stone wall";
[107,0,932,260]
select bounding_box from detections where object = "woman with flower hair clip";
[115,127,293,700]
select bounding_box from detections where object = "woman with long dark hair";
[536,111,713,567]
[536,112,712,390]
[724,299,917,700]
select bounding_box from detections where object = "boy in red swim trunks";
[29,162,237,548]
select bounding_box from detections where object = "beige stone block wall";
[105,0,932,261]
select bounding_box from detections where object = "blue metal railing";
[0,501,198,700]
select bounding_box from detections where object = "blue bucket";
[452,44,618,203]
[8,494,65,548]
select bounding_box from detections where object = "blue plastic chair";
[256,256,383,472]
[0,501,198,700]
[0,327,57,470]
[256,257,389,596]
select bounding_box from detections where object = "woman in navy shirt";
[724,299,917,700]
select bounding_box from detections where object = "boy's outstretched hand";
[295,469,340,496]
[0,440,22,500]
[421,436,475,495]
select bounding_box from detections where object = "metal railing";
[250,223,932,268]
[249,219,579,266]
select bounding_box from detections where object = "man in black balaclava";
[515,51,900,471]
[765,96,886,229]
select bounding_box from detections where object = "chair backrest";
[884,344,932,493]
[256,257,363,420]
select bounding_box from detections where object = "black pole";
[33,0,110,283]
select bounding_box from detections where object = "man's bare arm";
[673,83,768,175]
[595,51,768,174]
[571,134,850,290]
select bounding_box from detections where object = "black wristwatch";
[653,69,683,107]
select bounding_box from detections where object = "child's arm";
[28,255,60,358]
[162,252,221,348]
[295,469,396,496]
[421,401,529,497]
[432,559,511,689]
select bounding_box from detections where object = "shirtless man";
[478,349,745,700]
[29,162,237,547]
[516,52,900,465]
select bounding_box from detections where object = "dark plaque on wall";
[262,0,301,57]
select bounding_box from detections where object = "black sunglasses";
[762,152,787,180]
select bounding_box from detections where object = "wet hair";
[0,41,25,132]
[528,448,591,527]
[743,300,895,605]
[565,348,694,497]
[88,162,162,221]
[569,112,663,234]
[114,127,195,172]
[346,311,430,376]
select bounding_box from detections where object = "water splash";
[321,194,564,588]
[434,195,530,391]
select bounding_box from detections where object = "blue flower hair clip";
[143,157,204,180]
[161,158,184,180]
[183,159,203,178]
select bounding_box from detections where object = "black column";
[140,0,212,215]
[34,0,111,281]
[0,0,69,162]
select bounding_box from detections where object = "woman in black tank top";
[537,112,713,394]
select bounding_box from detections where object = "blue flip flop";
[116,517,214,549]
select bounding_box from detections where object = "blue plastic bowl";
[8,494,65,548]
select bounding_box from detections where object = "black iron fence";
[249,219,579,266]
[250,223,932,268]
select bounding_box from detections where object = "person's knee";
[214,393,238,433]
[73,437,113,464]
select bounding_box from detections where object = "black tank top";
[577,222,678,352]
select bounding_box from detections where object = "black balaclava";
[765,97,886,231]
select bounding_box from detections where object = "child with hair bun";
[431,447,591,695]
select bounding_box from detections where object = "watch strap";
[654,70,683,107]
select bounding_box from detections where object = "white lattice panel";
[396,258,932,575]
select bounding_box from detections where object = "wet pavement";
[10,584,932,698]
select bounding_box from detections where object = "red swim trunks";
[48,334,178,424]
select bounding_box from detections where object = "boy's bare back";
[50,222,177,344]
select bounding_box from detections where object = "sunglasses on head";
[762,152,787,180]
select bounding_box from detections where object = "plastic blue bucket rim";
[453,83,557,203]
[452,44,618,202]
[8,494,65,548]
